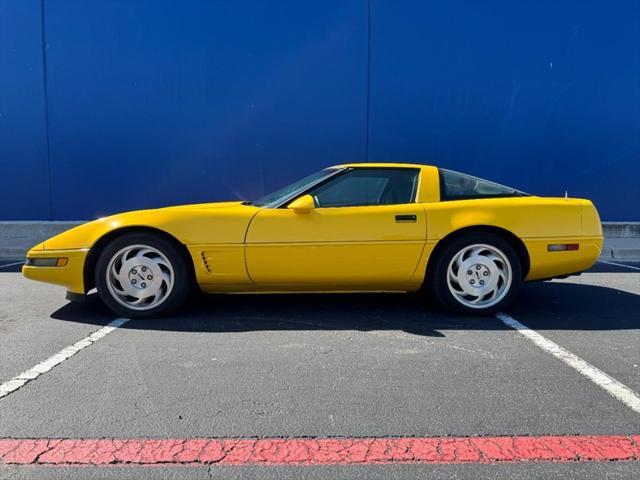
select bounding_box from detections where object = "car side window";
[308,168,419,208]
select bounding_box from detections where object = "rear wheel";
[429,233,521,315]
[95,233,191,318]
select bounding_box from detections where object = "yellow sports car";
[23,163,603,317]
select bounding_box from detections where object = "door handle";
[395,214,417,223]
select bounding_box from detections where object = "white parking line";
[0,318,129,399]
[0,261,24,270]
[598,260,640,272]
[497,312,640,415]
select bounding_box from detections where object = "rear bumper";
[22,248,88,294]
[524,236,603,281]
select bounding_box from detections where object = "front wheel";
[429,233,522,315]
[95,233,191,318]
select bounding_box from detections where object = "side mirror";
[287,194,315,214]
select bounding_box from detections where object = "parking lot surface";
[0,260,639,479]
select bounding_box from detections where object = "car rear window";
[439,169,528,201]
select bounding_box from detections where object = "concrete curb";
[1,220,639,262]
[0,222,83,261]
[599,248,640,260]
[602,222,640,238]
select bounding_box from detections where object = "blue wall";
[1,0,638,220]
[0,0,50,218]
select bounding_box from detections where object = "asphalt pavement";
[0,260,638,479]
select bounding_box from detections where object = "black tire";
[95,233,191,318]
[428,232,522,315]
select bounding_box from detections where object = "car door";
[245,168,427,288]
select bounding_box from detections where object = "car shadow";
[49,279,639,335]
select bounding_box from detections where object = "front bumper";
[22,248,89,294]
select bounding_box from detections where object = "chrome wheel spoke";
[155,259,172,271]
[453,254,463,273]
[128,293,154,305]
[111,281,129,296]
[483,253,502,265]
[483,288,498,301]
[162,271,172,287]
[135,248,157,259]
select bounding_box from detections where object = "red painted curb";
[0,435,639,466]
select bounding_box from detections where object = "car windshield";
[250,168,340,207]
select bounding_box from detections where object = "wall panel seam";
[39,0,53,221]
[365,0,372,163]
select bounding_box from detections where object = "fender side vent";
[200,251,212,273]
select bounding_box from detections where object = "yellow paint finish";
[188,245,250,285]
[407,242,436,287]
[22,248,88,294]
[43,201,258,250]
[287,194,315,213]
[525,236,603,280]
[245,242,425,286]
[425,196,600,240]
[199,284,416,293]
[30,241,45,251]
[580,202,604,237]
[245,204,426,285]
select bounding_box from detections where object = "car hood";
[159,201,247,211]
[40,201,260,250]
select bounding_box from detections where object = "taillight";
[547,244,579,252]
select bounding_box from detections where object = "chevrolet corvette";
[23,163,603,317]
